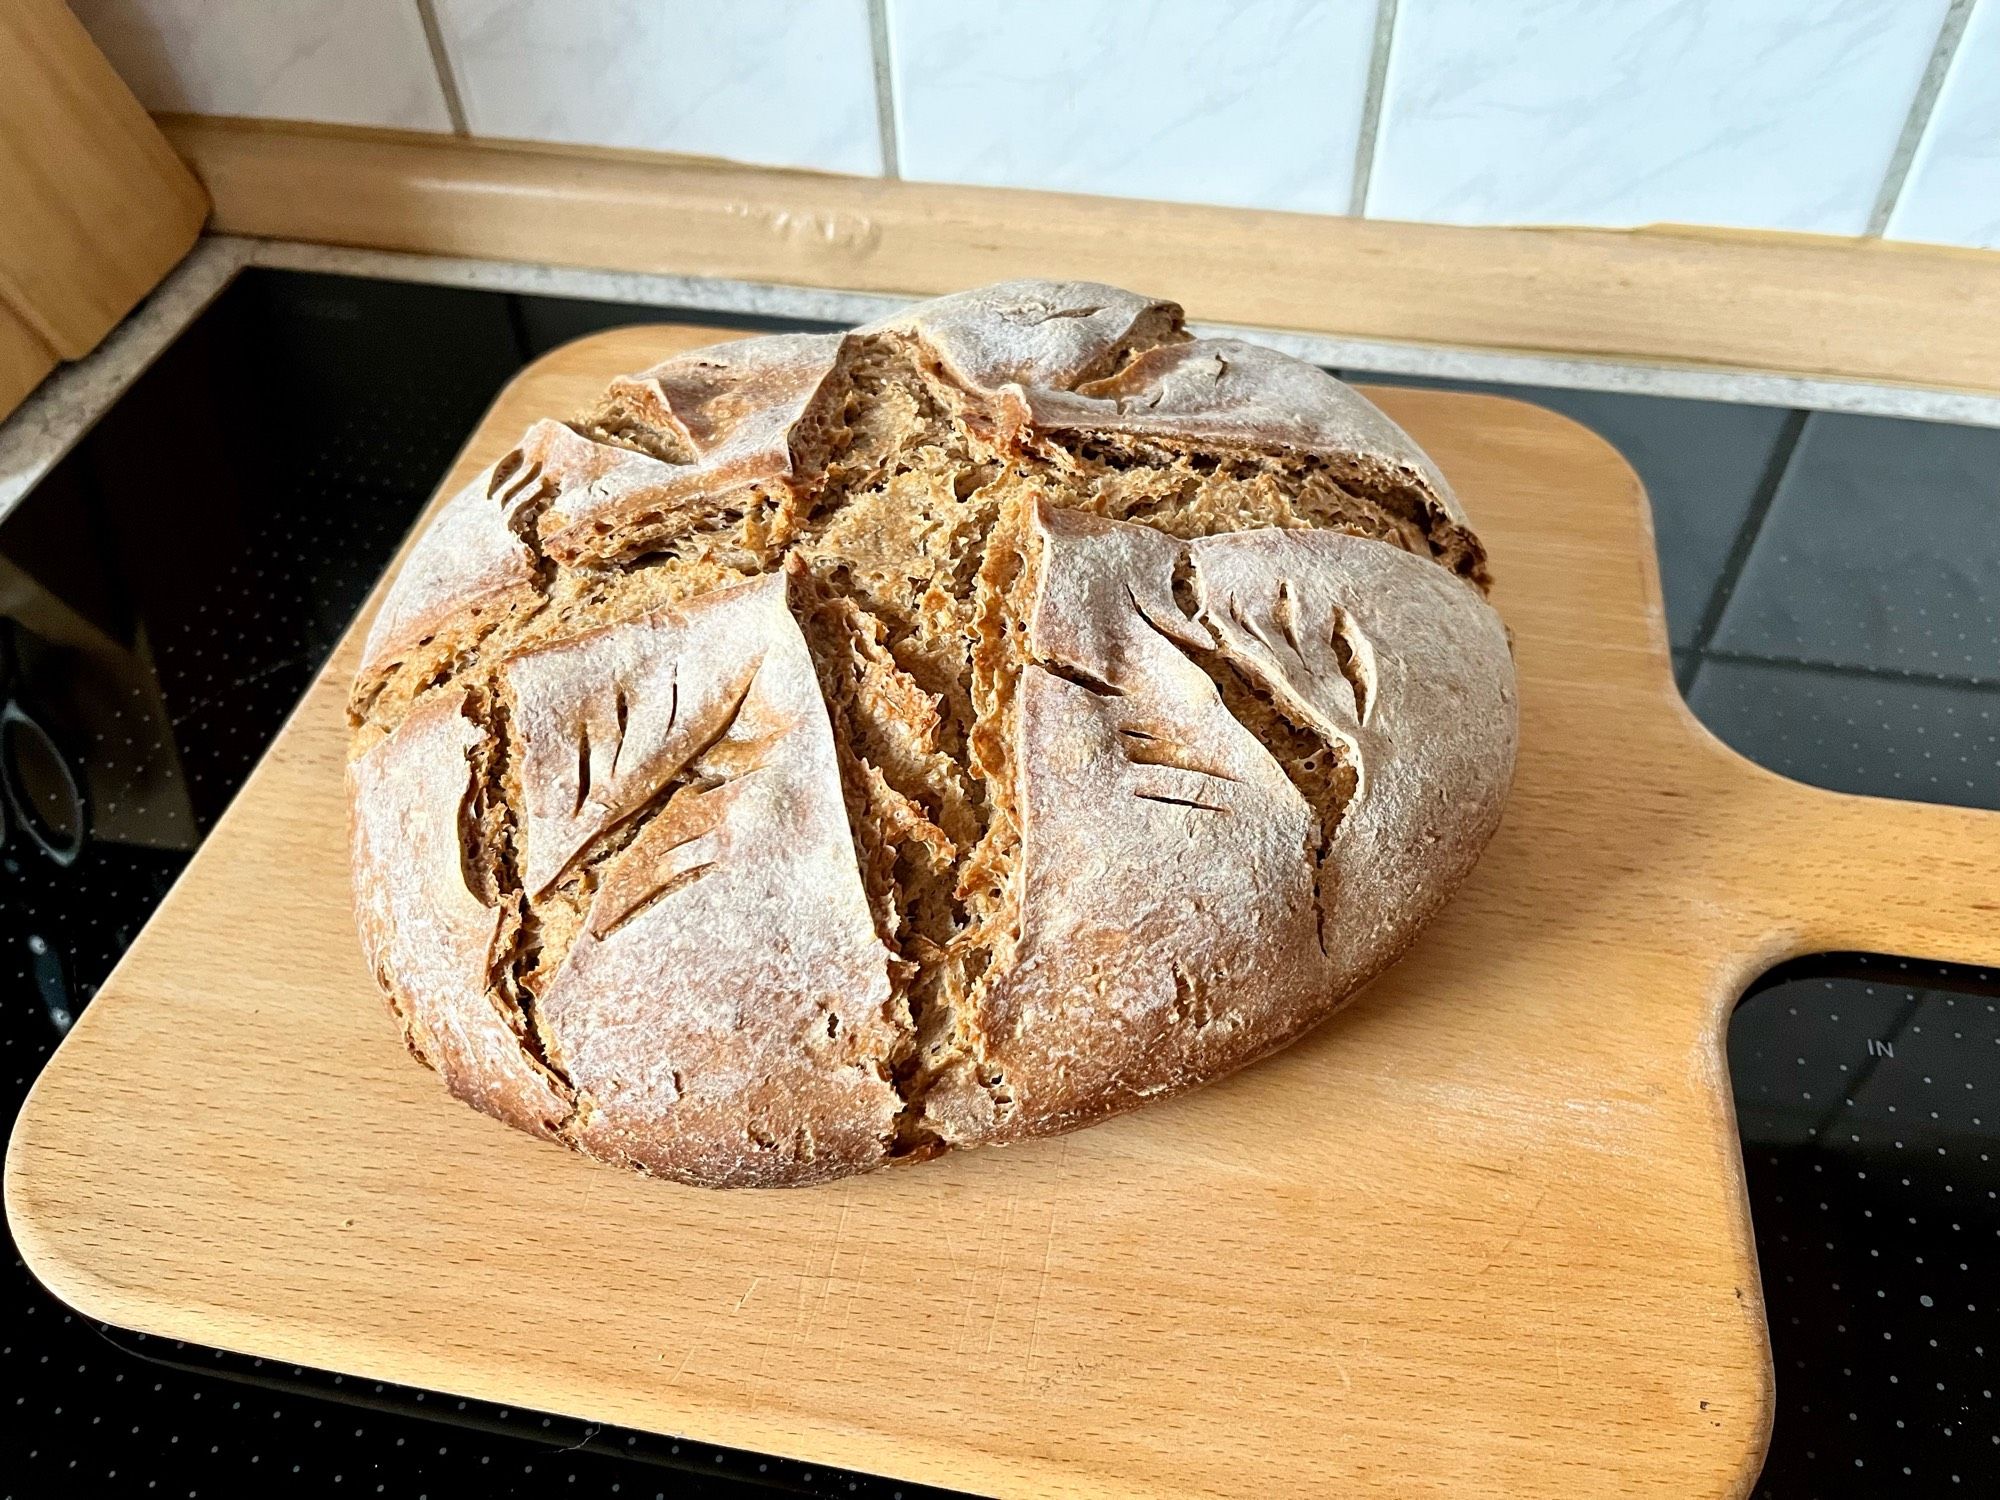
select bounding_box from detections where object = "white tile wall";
[429,0,884,175]
[69,0,453,131]
[886,0,1379,215]
[1367,0,1950,234]
[1889,0,2000,249]
[63,0,2000,251]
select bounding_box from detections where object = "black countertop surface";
[3,269,1996,1498]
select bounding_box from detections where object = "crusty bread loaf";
[346,280,1517,1188]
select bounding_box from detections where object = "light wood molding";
[14,325,2000,1498]
[0,2,207,363]
[159,113,2000,395]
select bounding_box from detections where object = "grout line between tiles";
[1349,0,1399,217]
[414,0,472,138]
[867,0,902,180]
[1683,408,1812,678]
[1866,0,1978,237]
[1675,655,1703,697]
[1697,647,2000,693]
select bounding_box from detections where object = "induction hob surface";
[3,268,1996,1498]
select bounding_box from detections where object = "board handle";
[1745,773,2000,970]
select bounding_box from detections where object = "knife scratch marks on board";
[1544,1242,1567,1383]
[667,1342,700,1383]
[1022,1189,1067,1380]
[1544,1248,1560,1384]
[987,1191,1025,1356]
[816,1197,854,1330]
[734,1276,762,1312]
[1475,1182,1550,1278]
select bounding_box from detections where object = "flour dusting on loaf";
[347,279,1518,1187]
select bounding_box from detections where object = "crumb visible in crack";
[1169,963,1214,1031]
[524,662,763,986]
[567,391,696,465]
[1327,605,1373,724]
[458,685,576,1116]
[1037,429,1482,585]
[1037,660,1126,699]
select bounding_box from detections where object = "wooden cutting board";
[11,326,2000,1499]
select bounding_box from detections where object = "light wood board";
[11,326,2000,1500]
[0,2,205,373]
[0,300,56,427]
[159,114,2000,396]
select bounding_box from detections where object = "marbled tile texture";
[71,0,453,130]
[1368,0,1950,233]
[1889,0,2000,249]
[888,0,1378,213]
[431,0,884,174]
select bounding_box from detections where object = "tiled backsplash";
[69,0,2000,251]
[1889,0,2000,248]
[888,0,1380,214]
[1366,0,1949,234]
[432,0,886,175]
[72,0,454,132]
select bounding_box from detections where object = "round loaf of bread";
[346,280,1517,1188]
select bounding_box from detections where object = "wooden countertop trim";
[159,115,2000,397]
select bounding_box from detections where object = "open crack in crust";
[346,279,1518,1187]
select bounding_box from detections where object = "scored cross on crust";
[346,279,1517,1188]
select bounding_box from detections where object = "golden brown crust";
[1187,528,1517,991]
[544,332,852,566]
[1030,336,1475,532]
[960,504,1329,1142]
[357,424,557,683]
[526,575,902,1187]
[860,280,1184,395]
[346,278,1518,1188]
[347,690,572,1136]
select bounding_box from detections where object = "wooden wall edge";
[0,3,208,360]
[158,114,2000,395]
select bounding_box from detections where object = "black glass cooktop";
[2,267,1996,1498]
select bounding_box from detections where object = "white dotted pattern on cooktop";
[1732,959,2000,1495]
[1712,413,2000,685]
[1689,658,2000,812]
[8,270,2000,1497]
